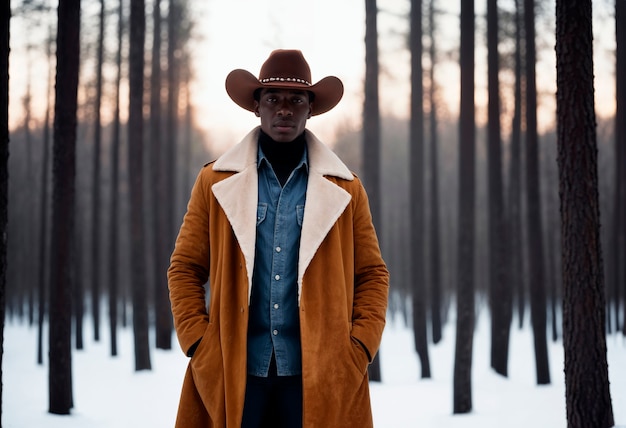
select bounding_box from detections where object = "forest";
[1,0,624,427]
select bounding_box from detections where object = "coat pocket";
[349,335,370,376]
[189,322,225,420]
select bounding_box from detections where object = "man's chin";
[269,130,297,142]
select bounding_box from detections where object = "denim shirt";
[247,143,308,377]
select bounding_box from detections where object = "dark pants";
[241,357,303,428]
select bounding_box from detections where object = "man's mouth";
[274,122,295,132]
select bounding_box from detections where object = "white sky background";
[7,0,618,153]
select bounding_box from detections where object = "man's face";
[254,88,312,143]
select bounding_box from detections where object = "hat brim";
[225,69,344,116]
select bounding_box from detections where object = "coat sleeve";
[168,167,212,356]
[350,178,389,362]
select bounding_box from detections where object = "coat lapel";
[298,132,354,301]
[211,129,259,302]
[211,127,355,304]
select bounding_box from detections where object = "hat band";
[260,77,312,86]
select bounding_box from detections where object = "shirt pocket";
[257,203,268,226]
[296,204,305,227]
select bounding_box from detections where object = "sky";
[7,0,618,153]
[4,309,625,427]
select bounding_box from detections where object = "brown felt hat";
[225,49,344,116]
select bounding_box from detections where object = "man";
[168,49,389,428]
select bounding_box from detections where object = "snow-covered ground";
[3,311,625,427]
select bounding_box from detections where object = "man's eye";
[292,98,304,104]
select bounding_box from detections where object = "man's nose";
[277,100,293,116]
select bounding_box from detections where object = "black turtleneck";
[259,130,306,186]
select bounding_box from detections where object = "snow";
[3,311,625,427]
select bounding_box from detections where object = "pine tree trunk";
[524,0,550,385]
[614,0,626,337]
[509,0,525,331]
[91,0,106,343]
[556,1,614,426]
[165,0,179,248]
[453,0,475,414]
[487,0,512,377]
[24,72,35,328]
[109,0,125,358]
[0,0,10,419]
[37,74,51,365]
[543,146,560,342]
[410,0,431,379]
[152,0,171,351]
[37,33,54,366]
[73,217,84,351]
[428,0,442,345]
[363,0,383,382]
[182,64,193,196]
[49,0,81,414]
[129,0,152,371]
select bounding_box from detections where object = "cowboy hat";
[225,49,344,116]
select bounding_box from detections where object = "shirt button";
[273,329,278,336]
[273,303,279,309]
[275,246,281,253]
[275,274,280,281]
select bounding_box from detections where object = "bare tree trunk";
[73,212,84,351]
[181,62,193,196]
[0,0,10,419]
[166,0,180,246]
[37,29,54,366]
[556,1,614,425]
[614,0,626,337]
[129,0,152,371]
[363,0,382,382]
[23,64,35,327]
[509,0,525,330]
[543,143,560,342]
[524,0,550,385]
[410,0,431,379]
[152,0,172,350]
[166,0,179,237]
[427,0,442,345]
[109,0,125,357]
[453,0,475,414]
[90,0,106,343]
[154,0,180,351]
[49,0,81,414]
[487,0,512,377]
[150,0,164,320]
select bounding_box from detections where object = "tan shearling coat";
[168,127,389,427]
